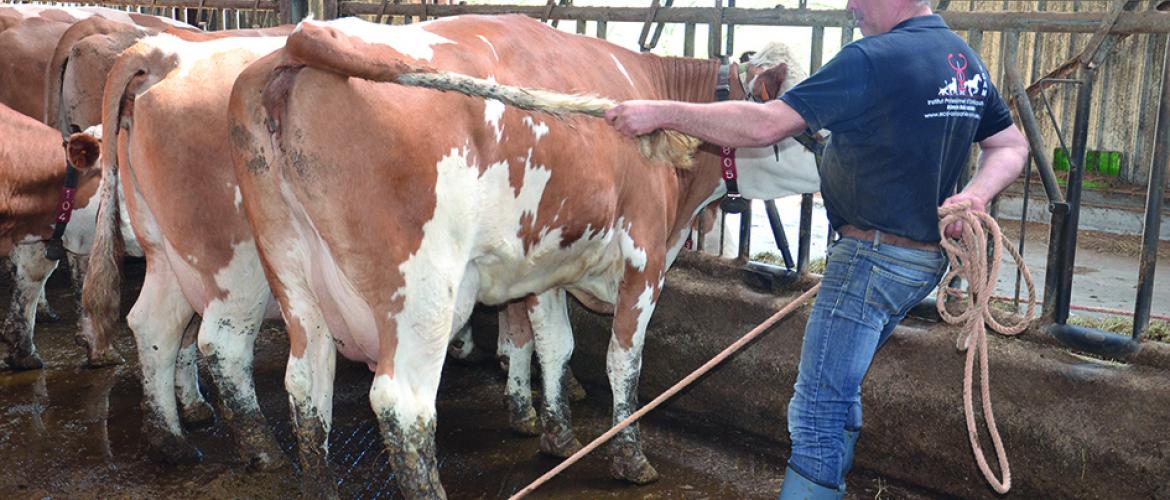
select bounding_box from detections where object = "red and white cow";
[82,27,294,466]
[228,15,812,497]
[0,103,144,369]
[0,6,194,368]
[0,4,190,121]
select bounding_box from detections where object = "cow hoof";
[148,435,203,466]
[539,429,582,458]
[86,349,125,368]
[611,452,659,485]
[244,447,288,472]
[564,375,587,403]
[36,307,61,324]
[8,352,44,371]
[241,434,288,472]
[509,407,540,436]
[180,401,216,430]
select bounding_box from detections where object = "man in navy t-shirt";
[606,0,1028,497]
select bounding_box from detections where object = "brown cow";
[79,27,294,466]
[44,17,158,135]
[228,15,806,498]
[0,7,194,368]
[0,5,190,121]
[0,104,149,371]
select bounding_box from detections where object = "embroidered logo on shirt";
[925,52,989,120]
[937,53,988,97]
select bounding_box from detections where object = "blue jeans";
[786,233,948,489]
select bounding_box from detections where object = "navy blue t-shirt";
[779,15,1014,242]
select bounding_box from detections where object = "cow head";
[727,43,820,201]
[743,42,803,103]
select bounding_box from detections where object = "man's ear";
[755,62,788,101]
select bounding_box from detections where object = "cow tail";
[284,20,424,83]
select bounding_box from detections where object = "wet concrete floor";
[1,259,934,499]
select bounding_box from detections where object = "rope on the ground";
[508,284,821,500]
[936,201,1037,494]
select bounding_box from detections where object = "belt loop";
[873,230,882,249]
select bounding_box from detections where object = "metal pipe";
[1048,323,1141,359]
[764,200,795,269]
[1054,65,1096,325]
[1042,202,1069,318]
[1134,35,1170,340]
[1005,38,1065,203]
[738,202,751,262]
[798,194,813,275]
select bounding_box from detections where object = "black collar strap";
[715,60,749,213]
[44,146,80,261]
[716,58,731,102]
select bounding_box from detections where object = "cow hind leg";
[498,302,538,436]
[127,261,201,464]
[2,243,59,370]
[174,316,214,429]
[607,276,663,485]
[199,300,285,470]
[282,292,339,499]
[36,283,61,324]
[530,290,583,458]
[370,353,447,499]
[563,365,587,403]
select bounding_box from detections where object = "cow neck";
[640,56,727,258]
[645,55,721,105]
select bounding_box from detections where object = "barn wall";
[949,0,1167,187]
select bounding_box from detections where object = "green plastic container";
[1051,149,1122,177]
[1053,148,1070,171]
[1098,151,1121,177]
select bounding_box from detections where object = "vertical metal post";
[1134,34,1167,184]
[725,0,735,58]
[1054,65,1097,324]
[684,22,696,58]
[810,25,824,71]
[798,195,813,274]
[709,0,723,59]
[576,19,586,35]
[1061,0,1083,142]
[1134,35,1170,340]
[738,203,752,262]
[596,18,607,40]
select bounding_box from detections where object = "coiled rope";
[936,201,1037,494]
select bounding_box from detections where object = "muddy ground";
[0,259,936,499]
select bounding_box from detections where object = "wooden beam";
[335,4,1170,34]
[1078,0,1142,67]
[96,0,279,10]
